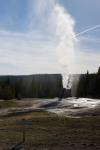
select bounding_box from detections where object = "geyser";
[52,2,77,88]
[29,0,78,88]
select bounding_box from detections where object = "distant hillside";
[0,74,63,99]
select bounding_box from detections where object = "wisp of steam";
[52,3,77,88]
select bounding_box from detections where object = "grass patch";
[0,112,100,149]
[0,100,18,108]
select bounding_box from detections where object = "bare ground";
[0,111,100,150]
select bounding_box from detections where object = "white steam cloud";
[53,4,77,71]
[29,0,77,87]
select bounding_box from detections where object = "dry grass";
[0,100,18,108]
[0,111,100,150]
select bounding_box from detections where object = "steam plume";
[52,4,77,87]
[29,0,77,87]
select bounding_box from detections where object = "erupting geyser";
[53,2,77,88]
[29,0,78,88]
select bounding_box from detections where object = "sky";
[0,0,100,75]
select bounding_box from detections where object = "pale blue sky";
[60,0,100,32]
[0,0,28,31]
[0,0,100,75]
[0,0,100,34]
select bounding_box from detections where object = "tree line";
[0,74,63,100]
[75,67,100,98]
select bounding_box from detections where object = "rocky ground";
[0,97,100,118]
[0,98,100,150]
